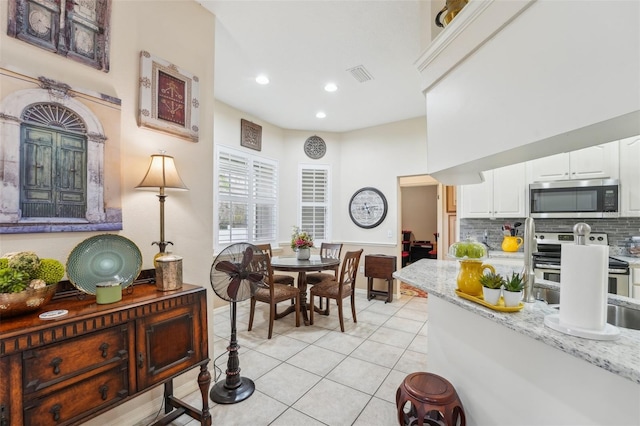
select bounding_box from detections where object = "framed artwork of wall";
[138,51,200,142]
[240,119,262,151]
[0,67,123,234]
[446,186,457,213]
[7,0,112,72]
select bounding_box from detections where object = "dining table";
[270,255,340,325]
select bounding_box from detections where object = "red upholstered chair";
[309,249,363,332]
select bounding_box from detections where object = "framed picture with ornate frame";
[240,119,262,151]
[138,51,200,142]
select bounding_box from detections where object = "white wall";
[1,1,215,424]
[401,185,438,242]
[420,0,640,184]
[337,117,428,247]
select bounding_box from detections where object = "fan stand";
[209,301,255,404]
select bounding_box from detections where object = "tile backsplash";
[460,217,640,254]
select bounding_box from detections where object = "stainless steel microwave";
[529,179,620,219]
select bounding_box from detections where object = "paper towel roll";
[559,244,608,331]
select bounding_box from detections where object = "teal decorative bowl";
[67,234,142,295]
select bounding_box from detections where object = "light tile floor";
[140,290,428,426]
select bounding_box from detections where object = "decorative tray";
[455,289,524,312]
[67,234,143,295]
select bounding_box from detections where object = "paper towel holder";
[573,222,591,245]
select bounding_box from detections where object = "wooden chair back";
[319,243,342,260]
[337,249,363,296]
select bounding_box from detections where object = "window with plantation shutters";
[299,165,330,243]
[215,146,278,249]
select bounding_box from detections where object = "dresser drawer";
[23,363,129,426]
[23,325,128,394]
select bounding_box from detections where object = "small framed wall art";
[138,51,200,142]
[240,119,262,151]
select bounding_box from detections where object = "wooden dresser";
[0,284,211,426]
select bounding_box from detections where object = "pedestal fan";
[209,243,267,404]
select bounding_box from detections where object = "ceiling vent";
[347,65,373,83]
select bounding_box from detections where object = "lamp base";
[209,377,255,404]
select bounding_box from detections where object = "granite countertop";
[394,259,640,384]
[487,250,524,260]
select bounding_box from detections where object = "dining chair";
[306,242,343,311]
[309,249,363,332]
[254,243,295,286]
[248,252,301,339]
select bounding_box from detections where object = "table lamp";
[136,152,188,254]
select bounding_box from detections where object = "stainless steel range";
[533,231,630,297]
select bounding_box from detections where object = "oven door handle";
[534,264,561,270]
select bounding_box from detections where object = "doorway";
[398,175,457,265]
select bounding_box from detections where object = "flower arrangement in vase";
[479,271,504,305]
[502,272,524,307]
[291,226,314,260]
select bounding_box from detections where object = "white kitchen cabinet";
[526,142,619,182]
[460,163,526,218]
[619,135,640,217]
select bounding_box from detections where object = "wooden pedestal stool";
[396,372,466,426]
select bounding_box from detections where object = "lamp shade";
[136,154,188,190]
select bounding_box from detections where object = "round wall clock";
[349,187,388,229]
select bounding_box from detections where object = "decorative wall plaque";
[241,119,262,151]
[138,51,200,142]
[304,135,326,159]
[7,0,112,72]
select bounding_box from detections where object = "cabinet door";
[460,171,493,218]
[527,152,570,182]
[492,163,526,217]
[135,301,204,390]
[619,135,640,217]
[570,142,619,180]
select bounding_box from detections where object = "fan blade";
[227,276,241,299]
[247,272,264,283]
[215,260,239,275]
[241,247,254,269]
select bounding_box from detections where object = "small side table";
[365,254,396,303]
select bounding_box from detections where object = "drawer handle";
[99,384,109,401]
[49,404,61,422]
[50,357,62,375]
[137,352,144,369]
[99,342,109,358]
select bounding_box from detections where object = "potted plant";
[291,226,314,260]
[0,252,65,317]
[503,271,524,307]
[479,271,504,305]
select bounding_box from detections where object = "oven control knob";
[589,236,595,241]
[597,236,603,241]
[539,235,544,240]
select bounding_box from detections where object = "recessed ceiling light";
[324,83,338,92]
[256,75,269,85]
[316,112,326,119]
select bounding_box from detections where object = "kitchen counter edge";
[394,259,640,385]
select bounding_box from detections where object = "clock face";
[349,187,388,229]
[28,9,51,36]
[75,29,94,55]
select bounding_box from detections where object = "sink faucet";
[522,217,537,303]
